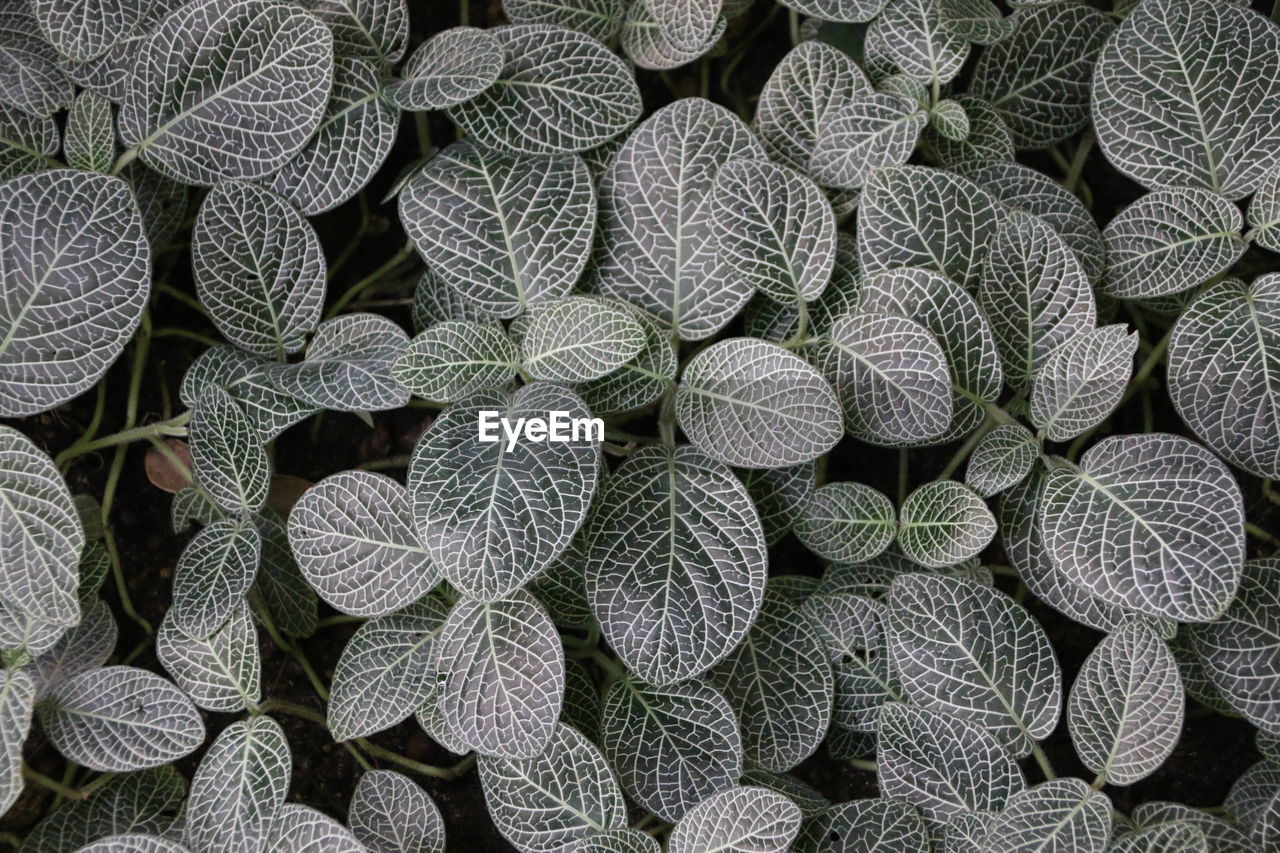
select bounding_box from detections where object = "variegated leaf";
[0,669,34,816]
[811,93,927,191]
[189,386,271,513]
[794,482,895,564]
[1029,325,1137,442]
[184,716,290,853]
[966,423,1037,498]
[386,27,502,111]
[897,480,996,568]
[309,0,408,63]
[265,313,410,413]
[156,602,260,712]
[794,798,929,853]
[170,516,260,640]
[0,9,73,116]
[667,786,801,853]
[983,778,1111,853]
[0,103,58,180]
[865,0,968,85]
[522,296,645,383]
[349,769,445,853]
[393,320,518,402]
[18,766,186,851]
[264,804,364,853]
[64,90,114,173]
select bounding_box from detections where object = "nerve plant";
[1,0,1279,850]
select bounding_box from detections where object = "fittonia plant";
[1,0,1279,849]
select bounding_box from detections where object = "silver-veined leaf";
[184,716,290,853]
[170,516,260,640]
[73,835,186,853]
[180,346,317,443]
[928,99,969,141]
[1131,801,1254,853]
[803,588,901,732]
[810,93,927,191]
[1091,0,1280,199]
[583,444,767,685]
[409,383,599,601]
[676,338,842,469]
[118,0,333,186]
[64,90,114,173]
[288,470,437,617]
[739,769,827,819]
[1110,823,1209,853]
[561,657,599,740]
[600,677,742,823]
[327,593,449,742]
[447,24,641,155]
[984,778,1111,853]
[885,573,1061,756]
[384,27,503,111]
[594,98,765,340]
[264,804,364,853]
[1168,274,1280,479]
[928,96,1014,170]
[1101,188,1245,299]
[939,811,996,852]
[979,210,1095,391]
[774,0,882,22]
[745,231,862,343]
[436,589,564,760]
[310,0,408,63]
[576,301,678,418]
[17,766,186,852]
[189,386,271,514]
[794,482,895,564]
[349,769,445,853]
[876,701,1024,829]
[1248,165,1280,251]
[1029,325,1137,442]
[479,722,626,852]
[265,313,410,412]
[254,510,318,639]
[969,3,1112,148]
[392,320,518,402]
[865,0,968,85]
[937,0,1013,45]
[1067,618,1183,785]
[619,2,724,72]
[0,103,57,180]
[156,602,260,713]
[0,9,73,116]
[0,669,34,816]
[40,666,204,772]
[668,786,801,853]
[794,798,929,853]
[193,181,325,356]
[521,296,645,383]
[503,0,625,42]
[642,0,721,53]
[966,423,1037,498]
[1039,433,1245,622]
[737,463,815,547]
[0,170,149,417]
[411,268,500,331]
[897,480,996,568]
[399,141,594,318]
[531,538,591,630]
[33,598,117,693]
[31,0,142,62]
[575,830,661,853]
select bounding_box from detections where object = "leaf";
[1248,165,1280,251]
[447,24,641,155]
[865,0,968,84]
[676,338,842,469]
[33,598,117,693]
[74,835,187,853]
[897,480,996,568]
[857,165,1005,294]
[156,601,260,713]
[575,830,661,853]
[810,93,927,191]
[1188,559,1280,736]
[392,320,517,402]
[181,346,317,442]
[983,778,1111,853]
[576,301,678,417]
[928,96,1014,170]
[710,158,836,303]
[928,98,969,141]
[310,0,408,63]
[815,312,954,447]
[1110,823,1209,853]
[737,463,816,547]
[0,170,149,417]
[253,510,318,639]
[265,313,410,413]
[595,98,765,340]
[31,0,141,62]
[739,770,828,818]
[794,482,895,563]
[886,573,1061,756]
[1039,433,1245,622]
[522,297,645,383]
[561,657,600,740]
[0,669,34,816]
[193,181,325,356]
[479,722,626,852]
[584,445,767,685]
[755,41,872,175]
[1029,325,1138,442]
[64,90,114,173]
[775,0,883,23]
[264,804,365,853]
[288,470,438,617]
[668,786,802,853]
[184,716,290,853]
[939,811,997,852]
[436,589,564,759]
[979,210,1095,391]
[1102,189,1245,299]
[1169,275,1280,479]
[409,383,599,601]
[40,666,204,772]
[399,142,595,318]
[600,677,742,822]
[1092,0,1280,199]
[503,0,625,43]
[170,516,260,640]
[0,599,67,660]
[803,589,900,732]
[0,103,57,180]
[349,769,445,853]
[643,0,721,53]
[1131,801,1254,853]
[189,386,271,514]
[19,767,186,852]
[0,426,83,627]
[966,423,1037,498]
[0,9,73,116]
[746,231,862,344]
[385,27,503,111]
[876,702,1024,829]
[619,3,724,72]
[938,0,1013,45]
[969,3,1112,148]
[411,268,500,330]
[328,594,449,741]
[793,798,929,853]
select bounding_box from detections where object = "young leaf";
[1029,325,1138,442]
[643,0,722,54]
[1131,801,1254,853]
[288,470,438,617]
[193,181,326,356]
[1040,433,1245,622]
[181,347,316,443]
[886,573,1062,756]
[171,516,261,640]
[385,27,503,111]
[667,786,802,853]
[1109,823,1209,853]
[0,170,149,417]
[265,313,410,412]
[865,0,968,85]
[794,798,929,853]
[436,589,564,759]
[0,669,34,816]
[928,97,1014,170]
[966,423,1038,498]
[409,383,599,601]
[31,0,141,62]
[64,90,114,173]
[399,142,594,318]
[310,0,409,63]
[739,770,828,818]
[1092,0,1280,199]
[447,25,641,155]
[349,769,446,853]
[584,445,767,685]
[522,297,645,383]
[254,510,318,639]
[184,716,290,853]
[478,722,627,852]
[576,302,678,417]
[983,778,1111,853]
[1248,165,1280,251]
[676,338,842,469]
[40,666,205,772]
[393,320,518,402]
[189,386,271,514]
[119,0,333,185]
[620,3,724,72]
[601,677,743,822]
[811,93,927,191]
[937,0,1013,45]
[897,480,996,568]
[803,589,900,732]
[1168,274,1280,479]
[794,482,896,563]
[156,602,260,713]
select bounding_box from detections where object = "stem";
[253,593,330,702]
[154,282,209,318]
[357,740,477,780]
[1091,771,1107,790]
[315,614,366,630]
[357,454,412,471]
[936,418,994,482]
[22,767,97,800]
[849,758,877,772]
[109,146,139,175]
[657,382,678,447]
[326,241,418,319]
[328,194,371,283]
[414,112,432,155]
[1247,523,1278,545]
[1,832,23,847]
[1063,131,1094,196]
[56,411,191,467]
[789,9,800,44]
[152,328,221,348]
[1031,744,1057,780]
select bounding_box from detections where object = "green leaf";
[0,9,73,116]
[265,804,365,852]
[64,90,114,172]
[32,598,117,693]
[170,516,260,640]
[386,27,500,110]
[897,480,996,568]
[503,0,624,42]
[983,778,1111,853]
[737,462,816,547]
[349,769,446,853]
[794,482,895,563]
[811,93,927,191]
[156,601,260,712]
[0,104,58,180]
[866,0,968,84]
[189,385,271,513]
[965,423,1037,498]
[794,798,929,853]
[1029,325,1137,442]
[32,0,142,62]
[576,302,678,417]
[310,0,409,63]
[0,669,34,816]
[184,716,290,853]
[266,313,410,413]
[928,96,1013,170]
[181,345,317,442]
[522,297,646,383]
[393,320,518,402]
[18,767,186,852]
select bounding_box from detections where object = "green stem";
[1031,744,1056,780]
[152,328,221,348]
[415,112,432,156]
[1063,130,1094,196]
[789,8,800,44]
[327,194,371,283]
[315,614,366,630]
[936,418,994,482]
[1247,523,1278,545]
[23,767,89,800]
[357,454,412,471]
[1,832,23,847]
[357,740,477,780]
[1091,771,1107,790]
[154,282,209,318]
[849,758,877,772]
[326,241,418,319]
[109,146,139,175]
[658,383,678,447]
[55,411,191,467]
